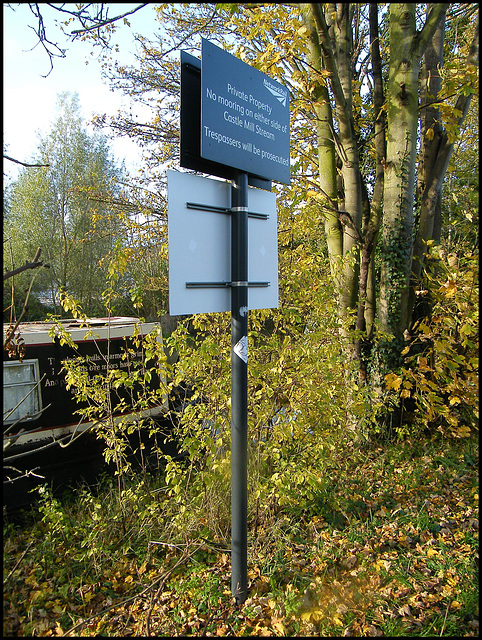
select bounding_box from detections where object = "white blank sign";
[168,170,278,315]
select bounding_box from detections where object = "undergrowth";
[3,433,478,637]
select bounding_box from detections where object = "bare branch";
[3,417,92,464]
[3,248,49,281]
[69,4,149,36]
[24,2,68,76]
[3,154,49,168]
[10,3,150,75]
[3,377,48,428]
[3,249,48,349]
[412,3,450,58]
[338,210,363,244]
[3,540,35,585]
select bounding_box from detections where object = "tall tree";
[4,92,126,317]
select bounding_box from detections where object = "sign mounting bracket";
[185,281,269,289]
[186,201,268,220]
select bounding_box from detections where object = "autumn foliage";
[3,434,478,636]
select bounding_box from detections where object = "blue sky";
[3,3,159,181]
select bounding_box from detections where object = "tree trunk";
[328,4,362,323]
[408,11,479,322]
[354,4,386,382]
[378,4,420,351]
[309,3,362,356]
[301,4,342,283]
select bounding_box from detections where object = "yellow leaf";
[447,253,458,267]
[138,560,147,575]
[216,625,228,636]
[255,624,275,636]
[443,279,457,297]
[248,567,260,579]
[385,373,402,391]
[426,548,439,558]
[273,621,286,634]
[125,574,134,583]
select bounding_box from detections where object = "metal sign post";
[230,172,249,604]
[174,38,290,607]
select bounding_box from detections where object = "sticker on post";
[233,336,248,363]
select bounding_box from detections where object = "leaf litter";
[3,437,478,636]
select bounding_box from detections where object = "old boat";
[3,317,169,463]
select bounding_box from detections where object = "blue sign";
[201,39,290,184]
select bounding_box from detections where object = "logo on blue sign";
[263,79,288,107]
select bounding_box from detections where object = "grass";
[3,432,478,636]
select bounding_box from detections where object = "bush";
[390,248,478,438]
